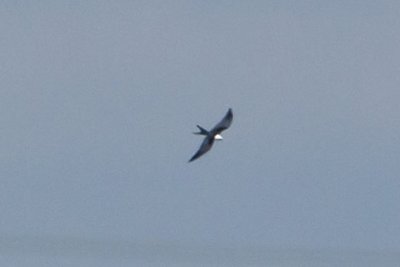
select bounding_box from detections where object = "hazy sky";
[1,0,399,258]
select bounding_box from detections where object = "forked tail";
[193,125,209,136]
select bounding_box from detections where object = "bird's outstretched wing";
[210,108,233,135]
[189,136,215,162]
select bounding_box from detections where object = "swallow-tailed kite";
[189,108,233,162]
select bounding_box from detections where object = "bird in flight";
[189,108,233,162]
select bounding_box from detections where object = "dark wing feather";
[210,108,233,135]
[189,136,215,162]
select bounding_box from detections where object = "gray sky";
[1,0,400,264]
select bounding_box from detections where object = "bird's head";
[214,134,223,141]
